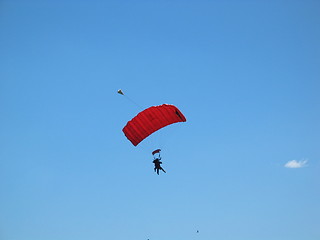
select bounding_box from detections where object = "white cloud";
[284,159,308,168]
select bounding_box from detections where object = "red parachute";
[152,149,161,155]
[123,104,186,146]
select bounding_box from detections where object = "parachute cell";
[122,104,186,146]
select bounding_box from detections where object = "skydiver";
[153,157,166,175]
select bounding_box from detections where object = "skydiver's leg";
[157,168,159,175]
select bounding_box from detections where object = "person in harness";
[152,149,166,175]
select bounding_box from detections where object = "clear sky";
[1,1,319,240]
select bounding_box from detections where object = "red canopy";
[152,149,161,155]
[122,104,186,146]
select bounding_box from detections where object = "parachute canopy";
[152,149,161,155]
[123,104,186,146]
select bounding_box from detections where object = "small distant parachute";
[117,89,124,95]
[123,104,186,146]
[152,149,161,155]
[152,149,161,159]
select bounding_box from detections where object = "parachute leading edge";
[122,104,186,146]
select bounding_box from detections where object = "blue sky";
[1,1,319,240]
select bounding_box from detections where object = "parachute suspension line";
[117,89,143,109]
[156,124,180,154]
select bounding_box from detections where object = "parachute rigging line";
[117,89,143,109]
